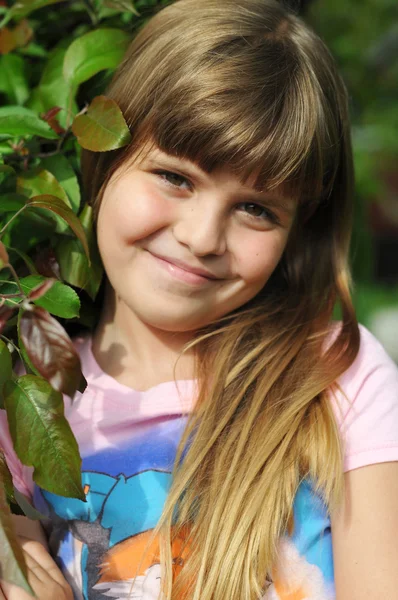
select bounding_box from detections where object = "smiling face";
[96,143,297,333]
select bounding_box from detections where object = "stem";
[83,0,98,26]
[0,335,23,361]
[0,10,13,29]
[6,264,26,299]
[64,87,75,132]
[0,205,27,239]
[0,293,23,298]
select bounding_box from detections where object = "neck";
[91,280,197,389]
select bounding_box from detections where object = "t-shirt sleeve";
[330,324,398,473]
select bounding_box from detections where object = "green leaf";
[0,452,15,503]
[13,487,47,520]
[0,106,59,139]
[0,54,29,106]
[5,0,67,21]
[4,374,85,499]
[17,168,73,235]
[0,164,16,188]
[17,167,71,208]
[22,275,80,318]
[0,194,26,212]
[40,154,81,215]
[56,237,103,300]
[72,94,132,151]
[0,480,32,595]
[26,195,90,261]
[27,47,78,130]
[103,0,140,15]
[56,203,103,299]
[17,309,37,376]
[0,340,12,409]
[63,28,130,87]
[6,246,38,275]
[0,276,80,318]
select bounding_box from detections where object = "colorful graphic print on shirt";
[33,419,335,600]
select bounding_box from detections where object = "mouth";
[149,252,219,287]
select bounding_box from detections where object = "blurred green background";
[1,0,397,358]
[303,0,398,359]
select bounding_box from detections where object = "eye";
[238,202,280,225]
[154,170,192,190]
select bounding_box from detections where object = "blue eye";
[239,202,279,225]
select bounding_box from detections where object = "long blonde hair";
[81,0,360,597]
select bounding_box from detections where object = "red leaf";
[41,107,66,135]
[0,240,9,267]
[34,246,61,279]
[0,305,15,334]
[42,107,62,121]
[28,278,55,301]
[19,306,84,398]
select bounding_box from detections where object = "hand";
[0,536,73,600]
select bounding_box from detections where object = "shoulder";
[328,323,398,472]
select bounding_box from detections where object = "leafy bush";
[0,0,170,592]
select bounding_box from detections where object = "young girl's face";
[96,143,296,333]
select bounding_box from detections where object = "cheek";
[98,178,171,245]
[235,234,287,285]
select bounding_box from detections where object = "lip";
[150,252,219,280]
[149,252,220,286]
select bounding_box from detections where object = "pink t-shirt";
[1,323,397,599]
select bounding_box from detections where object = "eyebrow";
[146,154,296,216]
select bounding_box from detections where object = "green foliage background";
[306,0,398,324]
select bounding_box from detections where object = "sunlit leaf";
[63,28,130,87]
[19,305,86,396]
[56,204,103,299]
[16,274,79,318]
[40,154,81,214]
[72,94,132,151]
[17,167,71,208]
[0,480,32,594]
[3,374,85,499]
[26,195,90,261]
[27,47,78,130]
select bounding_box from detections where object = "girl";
[1,0,398,599]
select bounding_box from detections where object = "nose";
[172,200,227,257]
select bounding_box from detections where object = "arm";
[331,461,398,600]
[0,516,72,600]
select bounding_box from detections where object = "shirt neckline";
[77,331,198,398]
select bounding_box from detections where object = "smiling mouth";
[149,252,219,286]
